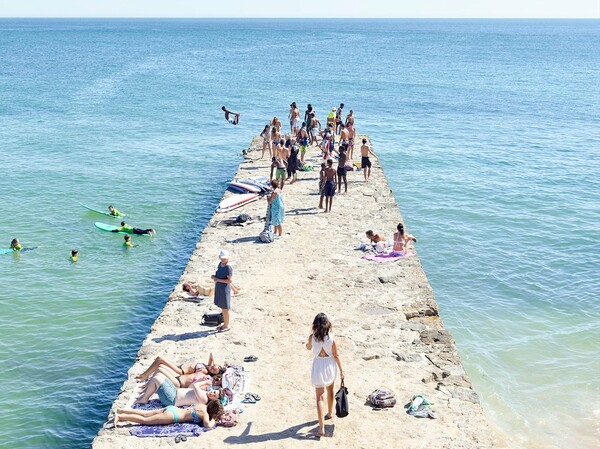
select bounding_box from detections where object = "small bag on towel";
[202,312,224,326]
[335,380,349,418]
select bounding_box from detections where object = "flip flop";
[242,393,256,404]
[244,355,258,362]
[251,393,261,401]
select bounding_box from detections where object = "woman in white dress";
[306,313,344,437]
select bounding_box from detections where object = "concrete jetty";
[92,135,504,448]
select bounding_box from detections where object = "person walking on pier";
[306,313,344,437]
[360,138,376,182]
[212,250,233,332]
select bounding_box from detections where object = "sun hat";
[219,249,230,259]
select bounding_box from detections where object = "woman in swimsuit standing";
[306,313,344,437]
[271,127,282,157]
[260,124,271,159]
[114,399,223,428]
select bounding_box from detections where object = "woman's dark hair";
[362,138,367,144]
[270,179,278,189]
[121,221,126,226]
[206,400,224,420]
[366,230,374,237]
[307,104,312,110]
[312,313,332,342]
[397,223,405,235]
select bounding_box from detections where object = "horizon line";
[0,16,598,20]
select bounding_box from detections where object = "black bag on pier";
[202,312,224,326]
[335,380,349,418]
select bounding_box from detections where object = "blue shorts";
[157,379,177,406]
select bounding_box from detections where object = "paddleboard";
[80,203,126,218]
[227,184,249,193]
[1,247,37,255]
[228,181,262,194]
[94,222,152,236]
[216,193,259,213]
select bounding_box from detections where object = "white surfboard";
[216,193,259,213]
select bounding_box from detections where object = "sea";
[0,19,598,449]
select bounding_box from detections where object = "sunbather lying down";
[135,372,231,407]
[182,280,241,297]
[135,354,226,383]
[137,365,222,395]
[115,400,223,428]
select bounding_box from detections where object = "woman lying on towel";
[115,399,223,428]
[135,354,226,383]
[138,366,222,395]
[136,373,233,407]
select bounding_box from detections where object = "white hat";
[219,249,230,259]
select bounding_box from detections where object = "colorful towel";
[128,400,214,438]
[129,423,212,438]
[362,251,415,263]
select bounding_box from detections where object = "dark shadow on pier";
[223,420,331,444]
[152,329,215,343]
[227,236,260,244]
[287,207,320,215]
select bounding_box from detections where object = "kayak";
[216,193,259,213]
[227,181,262,194]
[80,202,126,218]
[94,222,152,236]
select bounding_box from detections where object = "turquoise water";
[0,19,598,448]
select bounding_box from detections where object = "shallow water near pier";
[0,19,598,448]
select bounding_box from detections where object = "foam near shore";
[92,135,505,448]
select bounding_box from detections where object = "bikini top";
[312,334,334,358]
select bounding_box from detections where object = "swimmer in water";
[70,249,78,262]
[10,238,22,251]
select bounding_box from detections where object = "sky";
[0,0,598,18]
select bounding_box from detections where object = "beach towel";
[129,423,213,438]
[362,251,415,263]
[128,400,215,438]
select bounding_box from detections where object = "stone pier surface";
[93,136,504,449]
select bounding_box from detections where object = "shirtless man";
[289,102,301,134]
[336,147,348,194]
[309,112,321,147]
[221,106,240,125]
[360,138,376,181]
[339,124,350,152]
[345,110,355,159]
[322,159,337,213]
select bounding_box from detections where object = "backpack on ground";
[259,206,274,243]
[368,389,397,408]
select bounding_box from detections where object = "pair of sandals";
[243,355,258,362]
[174,435,187,443]
[242,393,261,403]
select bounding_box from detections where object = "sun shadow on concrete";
[287,208,320,216]
[152,329,215,342]
[226,236,260,244]
[223,420,328,444]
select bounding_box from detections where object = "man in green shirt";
[112,221,155,236]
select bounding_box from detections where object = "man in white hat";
[211,250,233,332]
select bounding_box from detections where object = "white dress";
[311,334,338,388]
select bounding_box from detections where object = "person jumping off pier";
[222,106,240,125]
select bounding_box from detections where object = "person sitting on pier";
[222,106,240,125]
[114,399,223,428]
[135,353,225,383]
[366,230,389,253]
[135,372,232,407]
[391,223,417,256]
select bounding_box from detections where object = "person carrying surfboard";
[108,205,124,217]
[111,221,155,236]
[222,106,240,125]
